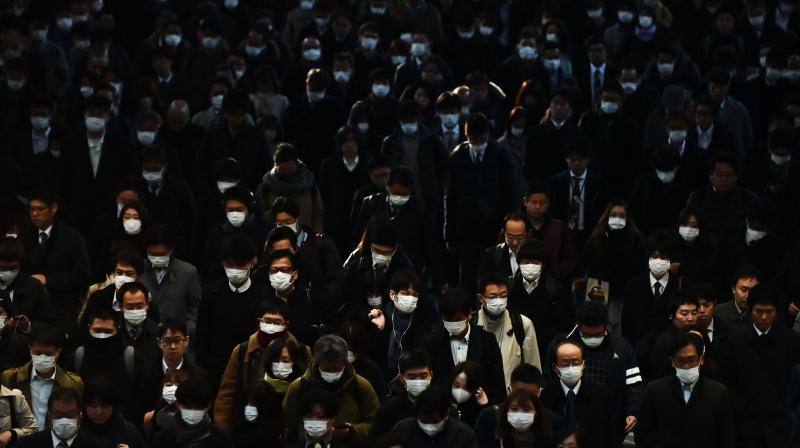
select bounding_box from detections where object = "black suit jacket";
[540,380,614,448]
[547,169,609,234]
[638,376,735,448]
[576,63,618,110]
[478,242,513,278]
[621,273,678,345]
[18,429,113,448]
[424,325,507,404]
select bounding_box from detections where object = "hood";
[262,163,315,193]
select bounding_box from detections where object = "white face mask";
[410,42,427,57]
[333,70,351,83]
[57,18,73,30]
[649,258,671,276]
[418,418,447,437]
[90,330,114,339]
[260,322,286,334]
[678,226,700,242]
[31,116,50,130]
[600,101,619,114]
[202,37,219,49]
[668,130,687,143]
[391,55,407,66]
[123,218,142,235]
[269,271,293,292]
[372,83,390,98]
[443,319,467,336]
[272,362,293,379]
[404,379,430,397]
[303,48,322,61]
[511,126,525,137]
[51,418,79,440]
[142,170,163,183]
[85,116,106,133]
[557,364,583,387]
[519,263,542,282]
[394,293,418,314]
[319,368,344,383]
[367,295,382,308]
[227,211,246,227]
[518,46,537,60]
[148,254,170,268]
[771,153,792,166]
[638,15,654,28]
[217,181,237,193]
[162,385,177,403]
[483,297,508,316]
[211,94,224,110]
[745,226,767,244]
[244,405,258,422]
[581,334,605,348]
[124,308,147,326]
[114,274,135,290]
[543,58,561,71]
[451,387,471,403]
[400,122,418,134]
[440,113,459,128]
[137,130,157,145]
[164,34,182,46]
[622,82,638,94]
[507,411,536,431]
[225,268,249,285]
[607,216,626,230]
[372,251,393,267]
[347,350,356,363]
[479,25,494,36]
[361,36,378,50]
[31,354,56,373]
[388,194,410,206]
[618,11,634,23]
[0,269,19,286]
[675,365,700,385]
[656,169,677,184]
[304,419,329,439]
[180,408,206,425]
[657,63,675,77]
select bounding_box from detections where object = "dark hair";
[118,282,150,304]
[367,155,390,172]
[553,340,584,362]
[335,125,359,152]
[84,377,118,407]
[730,265,762,287]
[694,94,718,115]
[266,226,298,253]
[651,145,680,171]
[708,151,738,175]
[266,249,296,268]
[388,269,420,293]
[516,239,547,263]
[220,234,257,264]
[31,325,66,348]
[768,128,795,151]
[48,388,82,412]
[451,360,485,393]
[414,386,451,419]
[647,230,678,259]
[157,317,188,338]
[576,300,608,327]
[176,377,213,408]
[503,211,531,233]
[274,143,299,163]
[562,138,591,158]
[397,100,421,121]
[222,185,254,210]
[748,283,778,309]
[439,287,472,319]
[478,273,509,295]
[388,166,414,189]
[222,89,250,113]
[0,237,23,262]
[261,300,290,320]
[369,220,398,247]
[336,321,369,357]
[265,337,306,377]
[669,330,704,358]
[28,185,58,206]
[143,224,174,249]
[399,349,432,373]
[668,290,699,318]
[465,112,490,137]
[271,196,300,219]
[588,200,644,246]
[436,91,461,111]
[214,157,241,181]
[246,381,284,426]
[525,179,552,199]
[746,198,775,228]
[496,389,553,441]
[510,364,543,385]
[112,249,144,276]
[687,281,718,304]
[706,68,731,85]
[300,389,339,418]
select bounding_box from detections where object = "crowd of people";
[1,0,800,447]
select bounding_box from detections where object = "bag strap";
[508,312,526,365]
[123,346,135,380]
[74,347,84,373]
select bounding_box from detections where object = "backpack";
[74,345,135,380]
[472,311,527,364]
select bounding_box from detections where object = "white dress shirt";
[228,278,252,293]
[450,324,471,365]
[649,272,669,295]
[87,133,105,177]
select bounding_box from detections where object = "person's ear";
[389,290,397,301]
[51,203,58,214]
[477,294,485,304]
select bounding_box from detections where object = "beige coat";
[0,385,38,440]
[476,309,541,388]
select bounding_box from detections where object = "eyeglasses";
[158,337,187,347]
[672,356,700,369]
[268,267,294,274]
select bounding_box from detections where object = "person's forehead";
[270,256,293,267]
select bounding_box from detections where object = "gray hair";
[313,334,348,364]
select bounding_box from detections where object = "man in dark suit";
[527,90,584,181]
[714,265,761,329]
[637,331,735,447]
[445,113,517,291]
[57,95,133,234]
[424,288,507,404]
[18,388,110,448]
[576,37,618,112]
[478,211,530,280]
[523,180,579,283]
[720,284,800,448]
[689,281,732,362]
[118,282,160,368]
[0,237,52,326]
[540,341,614,448]
[20,187,91,333]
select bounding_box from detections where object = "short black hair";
[388,269,420,293]
[525,179,552,199]
[576,300,608,327]
[668,290,699,318]
[370,220,398,247]
[222,185,254,210]
[84,377,118,407]
[510,364,543,385]
[439,287,472,319]
[731,265,761,288]
[214,157,241,180]
[768,128,795,151]
[176,377,213,409]
[478,273,509,295]
[222,89,250,113]
[266,249,296,268]
[143,224,174,249]
[708,151,738,175]
[48,387,82,412]
[465,112,490,137]
[300,389,339,418]
[266,226,298,251]
[651,145,680,171]
[748,283,778,309]
[271,196,300,219]
[157,317,188,338]
[388,166,414,189]
[562,138,590,158]
[517,239,547,263]
[669,330,704,358]
[399,348,432,373]
[118,282,150,304]
[687,281,718,304]
[746,198,775,228]
[706,68,731,85]
[274,143,299,163]
[647,230,678,259]
[219,234,257,264]
[261,300,290,320]
[367,155,390,172]
[112,249,144,275]
[31,325,66,348]
[414,386,451,419]
[28,185,58,205]
[504,210,531,232]
[397,100,421,121]
[0,237,23,262]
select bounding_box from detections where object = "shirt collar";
[707,318,715,333]
[570,170,587,181]
[522,277,539,291]
[229,278,252,293]
[649,272,669,288]
[87,133,105,150]
[441,122,460,135]
[592,63,606,74]
[698,124,714,135]
[33,366,57,382]
[162,357,184,374]
[40,225,53,237]
[32,126,52,138]
[52,432,77,448]
[561,379,582,395]
[754,323,771,336]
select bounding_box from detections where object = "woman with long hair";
[491,388,555,447]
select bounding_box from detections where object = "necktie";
[569,177,582,229]
[130,327,139,340]
[39,231,48,251]
[653,282,662,299]
[593,68,602,98]
[564,390,577,427]
[682,384,692,403]
[57,442,68,448]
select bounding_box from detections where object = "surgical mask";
[136,129,160,145]
[675,366,700,385]
[657,63,675,77]
[333,71,351,83]
[587,8,603,18]
[244,405,258,422]
[618,11,634,23]
[347,350,356,363]
[0,316,5,330]
[211,94,224,110]
[202,37,219,49]
[390,56,407,67]
[649,258,671,276]
[622,82,638,94]
[367,295,382,308]
[31,354,56,373]
[656,169,677,183]
[511,126,525,137]
[245,45,264,57]
[57,18,73,31]
[90,330,114,339]
[440,113,459,128]
[507,412,535,431]
[519,263,541,282]
[372,251,393,267]
[279,221,299,234]
[217,181,236,193]
[410,42,427,57]
[443,319,467,336]
[272,362,293,379]
[394,294,418,314]
[581,335,605,348]
[479,25,494,36]
[31,29,48,42]
[124,309,147,326]
[0,269,19,286]
[452,387,471,403]
[85,117,106,132]
[600,101,619,114]
[745,227,767,244]
[418,418,446,437]
[225,268,249,285]
[224,0,239,8]
[304,419,329,438]
[400,122,418,134]
[142,170,163,184]
[749,15,765,27]
[608,217,626,230]
[771,153,792,166]
[668,130,687,143]
[162,385,177,403]
[73,14,89,23]
[164,34,181,46]
[458,30,474,39]
[372,83,390,97]
[404,378,430,397]
[638,16,654,28]
[388,194,410,206]
[260,322,285,335]
[361,36,378,50]
[517,46,539,61]
[370,5,387,15]
[544,58,561,71]
[123,218,142,235]
[300,0,315,9]
[484,297,508,316]
[31,116,50,130]
[148,254,170,268]
[180,409,206,425]
[303,48,321,61]
[557,364,583,387]
[679,226,699,242]
[269,272,293,290]
[7,79,24,91]
[319,368,343,383]
[546,33,558,42]
[92,0,104,11]
[51,418,79,440]
[114,274,135,289]
[307,91,326,102]
[400,33,412,43]
[227,211,246,227]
